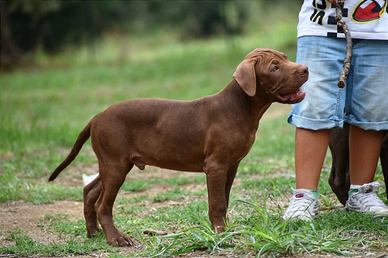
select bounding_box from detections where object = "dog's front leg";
[224,162,239,208]
[205,166,228,233]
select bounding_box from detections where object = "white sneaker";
[283,189,319,221]
[345,182,388,217]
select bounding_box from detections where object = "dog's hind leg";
[83,175,102,237]
[97,161,134,247]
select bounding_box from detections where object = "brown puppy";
[49,48,308,247]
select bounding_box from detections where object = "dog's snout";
[297,65,309,76]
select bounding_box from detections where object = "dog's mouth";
[277,88,306,104]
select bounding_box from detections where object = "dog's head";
[233,48,307,104]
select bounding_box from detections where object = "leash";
[335,0,352,88]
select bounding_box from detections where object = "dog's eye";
[271,66,279,72]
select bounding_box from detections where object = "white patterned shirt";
[298,0,388,40]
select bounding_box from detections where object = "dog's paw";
[108,235,134,247]
[215,225,226,234]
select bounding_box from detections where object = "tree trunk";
[1,1,22,71]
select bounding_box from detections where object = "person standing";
[284,0,388,221]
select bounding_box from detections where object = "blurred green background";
[1,0,303,200]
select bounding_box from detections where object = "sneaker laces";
[363,182,380,189]
[354,182,386,208]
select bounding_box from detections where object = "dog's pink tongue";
[278,88,305,102]
[290,88,305,101]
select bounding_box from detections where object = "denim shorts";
[288,36,388,131]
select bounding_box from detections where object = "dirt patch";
[0,182,245,258]
[0,200,83,246]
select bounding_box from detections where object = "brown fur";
[49,48,308,246]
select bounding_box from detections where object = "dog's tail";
[48,120,93,182]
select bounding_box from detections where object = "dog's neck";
[219,80,273,131]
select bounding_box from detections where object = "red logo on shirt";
[352,0,387,23]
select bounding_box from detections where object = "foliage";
[1,0,302,69]
[3,0,248,54]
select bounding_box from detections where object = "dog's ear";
[233,59,257,97]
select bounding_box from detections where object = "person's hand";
[328,0,338,4]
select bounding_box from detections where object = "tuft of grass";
[234,199,353,257]
[138,197,387,257]
[139,222,239,257]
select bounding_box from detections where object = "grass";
[1,7,388,257]
[3,228,116,257]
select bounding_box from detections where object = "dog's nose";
[297,65,309,76]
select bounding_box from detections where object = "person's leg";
[283,128,330,221]
[344,39,388,216]
[290,36,346,192]
[345,125,388,216]
[349,125,383,185]
[284,36,347,221]
[295,128,330,191]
